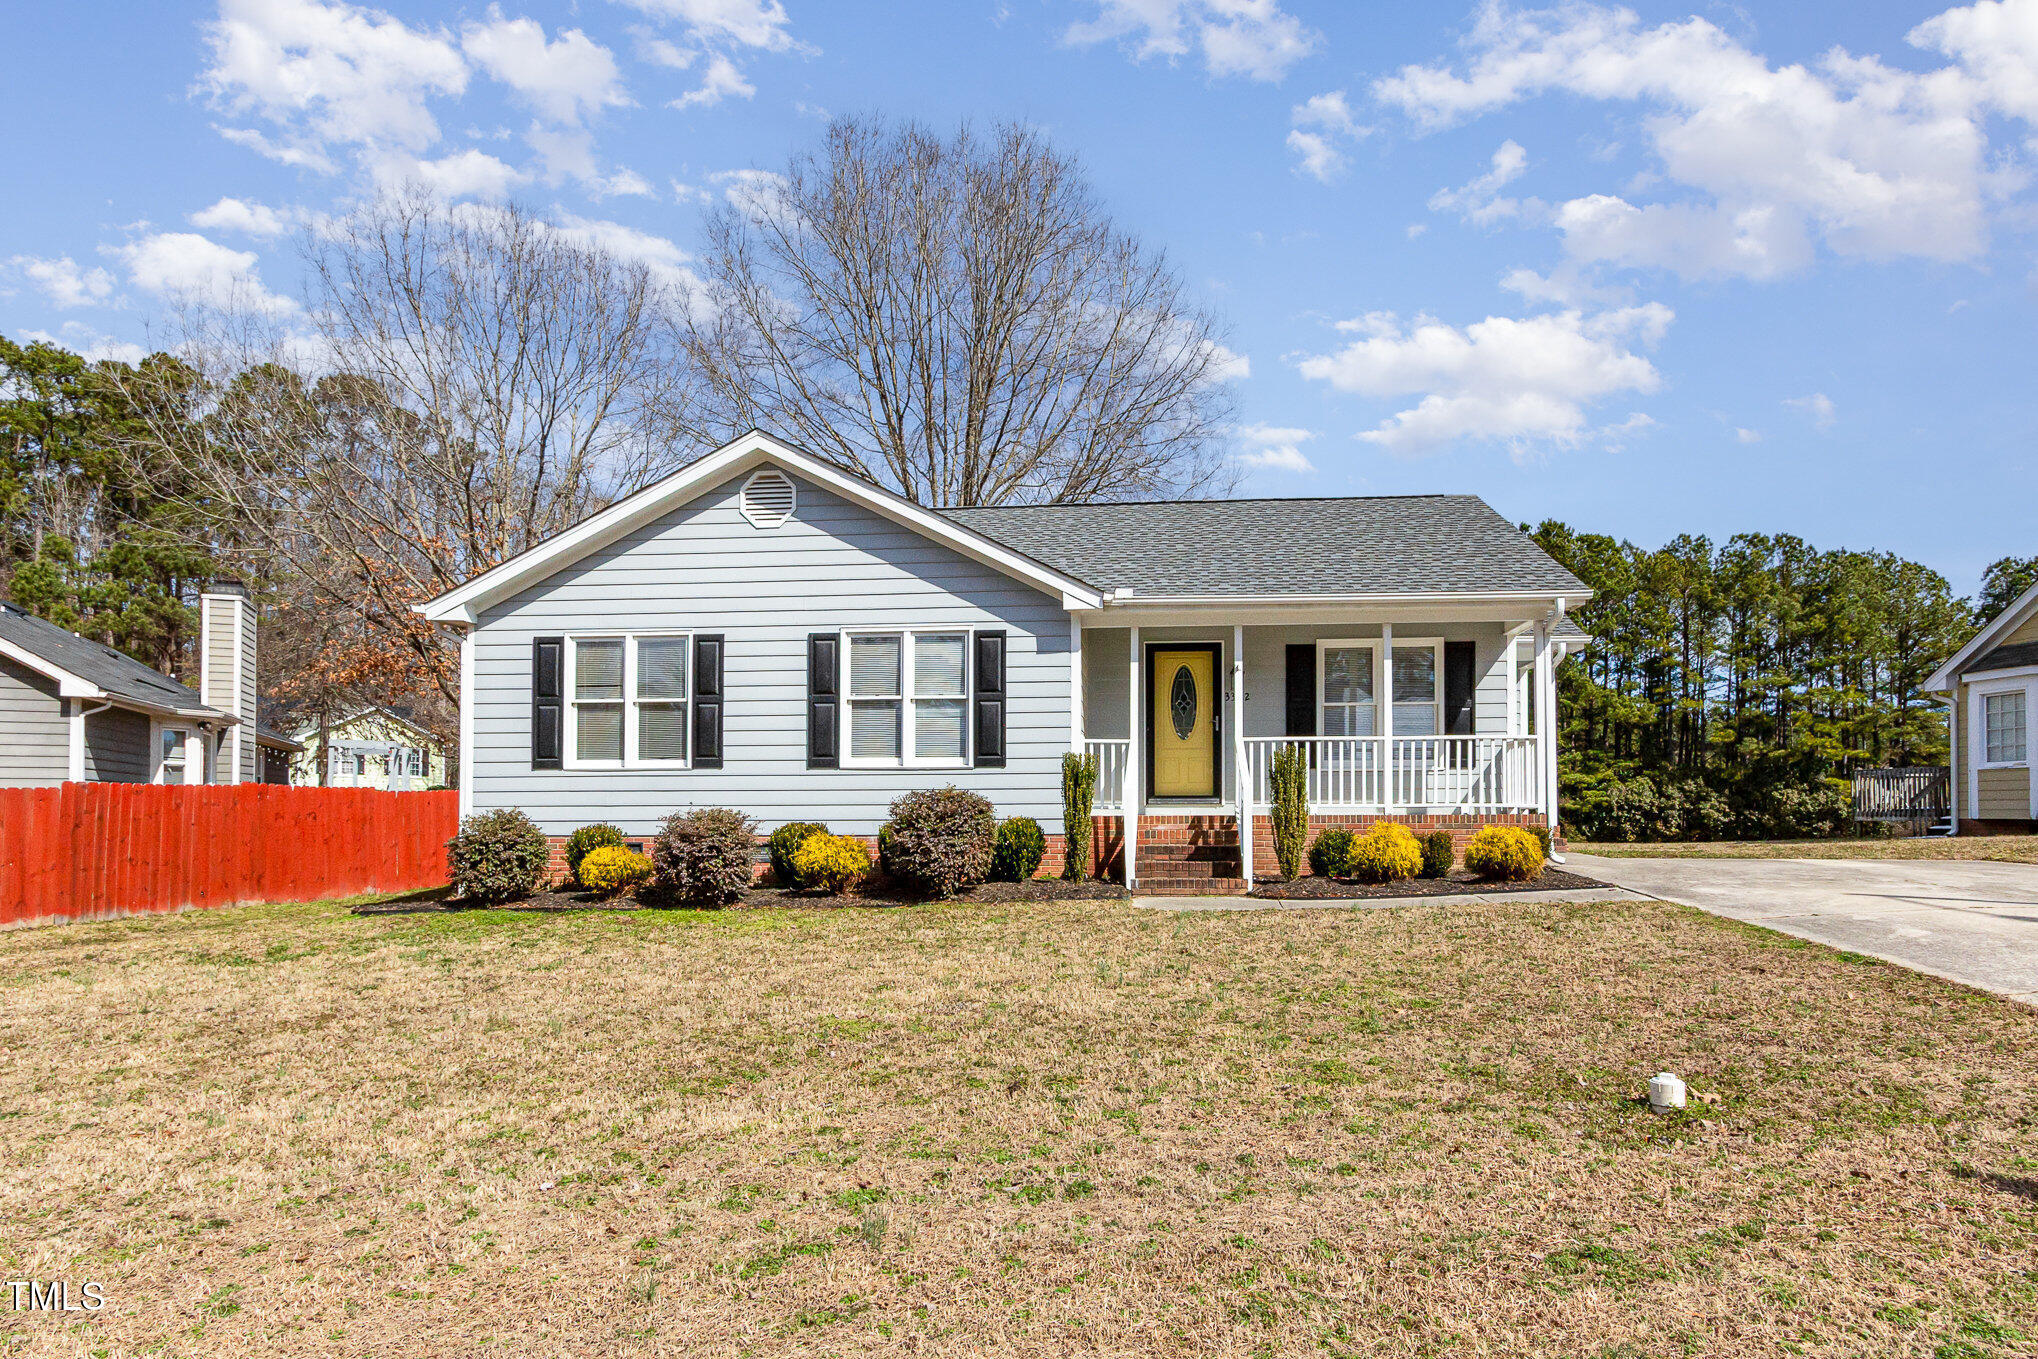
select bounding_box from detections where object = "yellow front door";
[1150,648,1218,797]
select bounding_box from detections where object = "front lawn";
[1573,835,2038,864]
[1,894,2033,1356]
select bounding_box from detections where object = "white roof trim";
[415,431,1104,623]
[1925,577,2038,693]
[0,634,103,700]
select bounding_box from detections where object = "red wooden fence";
[0,783,460,927]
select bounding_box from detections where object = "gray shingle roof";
[1966,641,2038,676]
[941,494,1589,598]
[0,602,227,718]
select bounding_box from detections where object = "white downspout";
[1126,625,1141,891]
[1233,623,1250,886]
[1944,692,1959,835]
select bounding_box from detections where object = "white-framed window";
[1390,640,1444,736]
[1984,690,2027,765]
[1319,640,1376,737]
[153,723,205,785]
[565,633,691,769]
[842,628,971,767]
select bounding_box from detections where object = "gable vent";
[740,468,796,528]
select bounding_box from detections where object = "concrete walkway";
[1569,853,2038,1004]
[1132,884,1642,912]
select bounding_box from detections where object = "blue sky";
[2,0,2032,594]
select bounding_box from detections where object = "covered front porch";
[1072,606,1576,890]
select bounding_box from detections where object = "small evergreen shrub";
[651,807,758,905]
[447,809,550,904]
[1269,743,1309,880]
[1345,823,1422,884]
[1060,752,1098,881]
[991,816,1047,881]
[1418,830,1454,879]
[1308,827,1354,878]
[564,822,625,885]
[793,833,871,895]
[1464,825,1545,882]
[767,821,829,888]
[578,845,652,898]
[879,786,996,898]
[1528,823,1554,858]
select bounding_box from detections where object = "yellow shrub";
[793,833,871,895]
[1344,823,1422,884]
[577,845,653,898]
[1463,826,1545,882]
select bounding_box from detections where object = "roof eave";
[1924,578,2038,693]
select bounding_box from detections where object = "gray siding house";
[1926,576,2038,832]
[0,584,299,788]
[419,432,1589,889]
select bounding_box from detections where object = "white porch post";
[1126,626,1141,890]
[66,700,86,783]
[1232,623,1251,884]
[1070,621,1085,752]
[458,628,475,820]
[1533,620,1556,834]
[1378,622,1393,807]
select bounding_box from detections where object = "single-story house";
[0,583,298,786]
[417,431,1590,890]
[1925,577,2038,832]
[287,706,449,790]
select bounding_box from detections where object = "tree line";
[1535,524,2037,841]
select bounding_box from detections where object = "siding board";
[84,707,150,783]
[0,658,68,787]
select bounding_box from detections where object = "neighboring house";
[288,707,448,790]
[1925,578,2038,832]
[0,582,297,786]
[417,431,1590,890]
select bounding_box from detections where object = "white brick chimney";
[199,581,257,784]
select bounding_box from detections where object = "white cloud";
[1237,423,1315,472]
[526,124,655,198]
[1786,392,1837,430]
[378,148,528,200]
[190,197,297,237]
[201,0,468,169]
[110,232,297,316]
[1286,90,1366,182]
[9,255,116,309]
[1373,0,2038,279]
[1734,426,1761,443]
[19,324,147,365]
[1428,139,1530,226]
[1064,0,1317,82]
[671,52,755,109]
[614,0,797,53]
[710,168,789,215]
[1297,303,1672,455]
[462,11,628,124]
[548,213,701,291]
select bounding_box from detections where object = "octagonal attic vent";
[740,468,796,528]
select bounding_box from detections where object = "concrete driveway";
[1568,853,2038,1004]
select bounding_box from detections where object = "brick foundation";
[1957,819,2038,836]
[1248,811,1557,867]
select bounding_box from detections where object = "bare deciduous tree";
[120,190,699,707]
[682,116,1239,505]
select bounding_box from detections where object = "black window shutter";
[693,634,724,768]
[1284,644,1316,736]
[531,637,563,770]
[807,633,838,769]
[1444,640,1477,736]
[973,631,1007,767]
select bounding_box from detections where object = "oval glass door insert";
[1169,665,1198,740]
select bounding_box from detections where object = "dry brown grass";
[1573,836,2038,864]
[1,894,2034,1358]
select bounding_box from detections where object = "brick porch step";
[1134,877,1250,895]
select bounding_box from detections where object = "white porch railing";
[1244,735,1540,813]
[1085,739,1132,810]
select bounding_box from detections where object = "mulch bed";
[357,876,1128,914]
[1249,867,1608,900]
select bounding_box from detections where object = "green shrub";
[1418,830,1454,879]
[651,807,758,905]
[991,816,1047,881]
[1060,752,1098,881]
[1345,823,1422,883]
[793,833,870,895]
[1528,823,1554,858]
[1308,827,1354,877]
[1269,743,1309,880]
[879,786,996,898]
[1464,825,1545,882]
[767,821,829,888]
[578,845,652,898]
[564,823,626,885]
[447,809,550,904]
